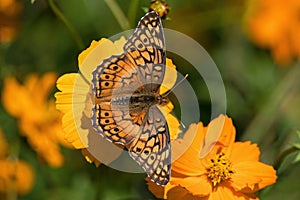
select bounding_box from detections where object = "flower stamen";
[207,152,234,187]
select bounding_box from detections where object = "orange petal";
[146,177,176,199]
[171,176,211,196]
[200,115,235,158]
[209,185,258,200]
[230,161,277,192]
[167,186,207,200]
[172,123,206,176]
[229,142,260,163]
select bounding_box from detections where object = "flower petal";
[230,161,277,192]
[200,115,235,158]
[209,185,258,200]
[160,58,177,95]
[172,123,206,176]
[78,37,126,82]
[171,176,212,197]
[230,142,260,163]
[146,177,176,199]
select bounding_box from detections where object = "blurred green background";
[1,0,300,199]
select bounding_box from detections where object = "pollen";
[207,152,234,187]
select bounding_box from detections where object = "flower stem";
[104,0,131,31]
[48,0,84,50]
[128,0,140,27]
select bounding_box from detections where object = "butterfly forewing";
[124,11,166,92]
[91,11,171,185]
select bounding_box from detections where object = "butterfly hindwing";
[129,106,171,186]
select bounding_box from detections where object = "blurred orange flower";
[0,128,35,196]
[2,73,71,167]
[55,37,180,167]
[245,0,300,65]
[0,0,22,43]
[147,115,277,200]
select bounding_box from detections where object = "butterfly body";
[91,11,172,185]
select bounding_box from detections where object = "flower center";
[207,152,234,187]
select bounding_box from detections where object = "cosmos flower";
[147,115,277,199]
[2,73,70,167]
[245,0,300,65]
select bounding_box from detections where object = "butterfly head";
[155,93,169,106]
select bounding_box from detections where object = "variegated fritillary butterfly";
[91,11,171,185]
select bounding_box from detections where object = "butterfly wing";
[124,11,166,92]
[129,105,171,186]
[92,53,143,144]
[92,11,166,144]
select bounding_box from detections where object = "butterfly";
[91,11,171,186]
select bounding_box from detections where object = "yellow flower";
[147,115,277,199]
[245,0,300,65]
[55,37,180,167]
[0,129,35,196]
[2,73,70,167]
[0,0,22,43]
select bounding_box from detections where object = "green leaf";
[292,131,300,149]
[293,151,300,164]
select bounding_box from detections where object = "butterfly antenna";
[78,70,91,86]
[180,120,186,129]
[163,74,188,97]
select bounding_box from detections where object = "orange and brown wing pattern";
[91,53,144,145]
[124,11,166,92]
[129,106,171,185]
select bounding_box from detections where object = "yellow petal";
[160,58,177,95]
[81,149,101,167]
[78,37,126,82]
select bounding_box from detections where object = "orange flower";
[147,115,277,199]
[245,0,300,65]
[0,0,22,43]
[2,73,70,167]
[55,37,180,167]
[0,128,35,196]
